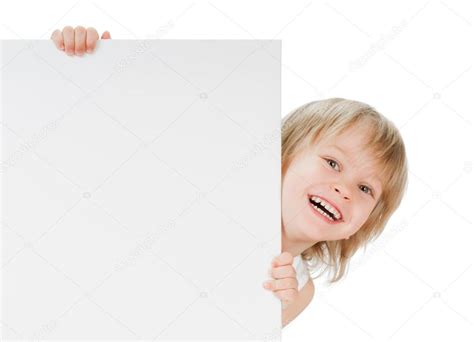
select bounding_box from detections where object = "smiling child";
[269,98,408,326]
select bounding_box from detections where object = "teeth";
[310,196,342,220]
[315,207,335,221]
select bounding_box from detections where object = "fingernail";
[86,48,92,53]
[268,268,272,277]
[60,45,64,50]
[263,281,271,289]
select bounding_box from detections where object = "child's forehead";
[328,124,372,145]
[317,137,370,155]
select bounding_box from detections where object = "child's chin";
[300,218,331,237]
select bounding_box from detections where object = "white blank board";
[0,40,281,341]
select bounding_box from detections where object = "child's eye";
[325,158,340,171]
[359,185,373,195]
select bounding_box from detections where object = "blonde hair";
[282,98,408,283]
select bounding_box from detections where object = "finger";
[101,31,111,39]
[50,29,64,50]
[86,27,99,53]
[272,251,293,267]
[62,26,75,56]
[74,26,86,56]
[270,264,296,279]
[263,277,298,291]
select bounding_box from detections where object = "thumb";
[273,251,293,266]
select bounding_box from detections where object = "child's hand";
[50,26,111,56]
[263,252,299,309]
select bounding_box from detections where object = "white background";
[1,0,473,341]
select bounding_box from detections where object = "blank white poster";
[0,39,281,341]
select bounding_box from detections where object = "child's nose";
[334,186,350,200]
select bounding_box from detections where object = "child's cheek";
[315,163,331,179]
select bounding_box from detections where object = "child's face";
[281,124,382,243]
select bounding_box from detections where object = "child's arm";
[264,252,315,328]
[50,26,111,55]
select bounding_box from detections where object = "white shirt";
[293,254,310,291]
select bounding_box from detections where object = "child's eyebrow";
[326,145,347,156]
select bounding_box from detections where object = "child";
[51,27,409,328]
[278,98,408,326]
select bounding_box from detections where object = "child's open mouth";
[308,195,343,224]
